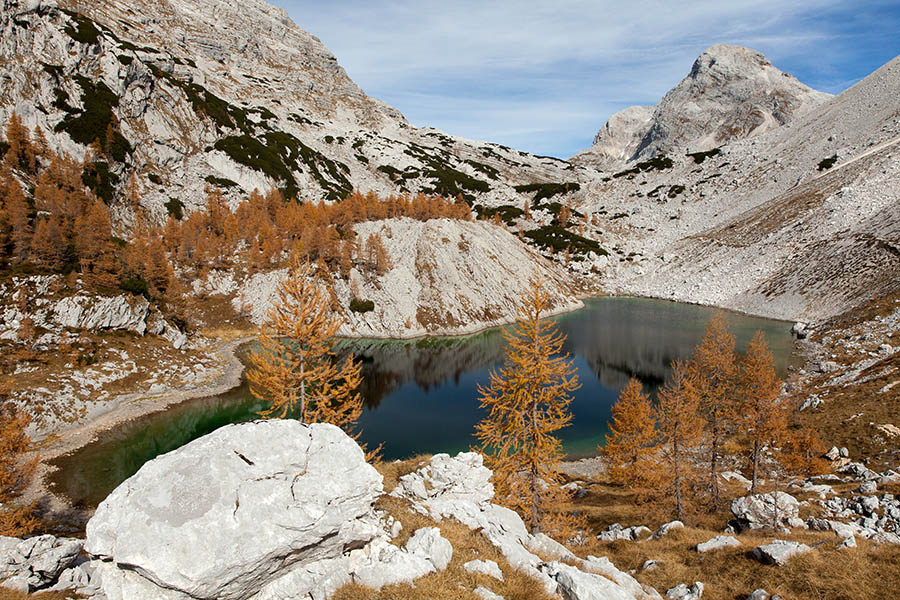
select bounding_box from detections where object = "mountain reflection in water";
[49,297,795,508]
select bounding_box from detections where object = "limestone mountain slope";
[229,218,584,339]
[589,53,900,322]
[572,44,830,170]
[0,0,595,226]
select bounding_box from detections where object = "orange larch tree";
[689,311,738,507]
[656,360,704,520]
[475,278,581,536]
[247,258,363,432]
[735,330,786,492]
[0,380,38,536]
[601,377,661,501]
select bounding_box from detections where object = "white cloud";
[273,0,897,157]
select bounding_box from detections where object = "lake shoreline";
[31,294,801,520]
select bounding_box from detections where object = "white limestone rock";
[650,520,684,540]
[666,582,704,600]
[0,534,83,592]
[730,492,800,531]
[464,559,504,581]
[696,536,741,553]
[544,560,647,600]
[752,540,811,566]
[85,421,384,600]
[52,295,150,335]
[474,585,505,600]
[405,527,452,571]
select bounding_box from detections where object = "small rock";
[753,540,811,566]
[651,520,684,540]
[731,492,799,531]
[858,481,878,494]
[405,527,453,571]
[474,585,505,600]
[696,535,741,553]
[747,590,769,600]
[878,343,893,355]
[463,559,504,582]
[840,447,849,458]
[641,559,661,572]
[666,581,704,600]
[838,536,857,549]
[825,447,840,461]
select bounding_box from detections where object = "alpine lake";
[49,297,799,508]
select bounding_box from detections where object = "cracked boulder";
[84,420,384,600]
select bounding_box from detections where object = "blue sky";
[273,1,900,158]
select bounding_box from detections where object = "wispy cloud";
[274,0,900,157]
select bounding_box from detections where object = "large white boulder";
[730,492,799,531]
[85,421,384,600]
[752,540,811,566]
[52,295,150,335]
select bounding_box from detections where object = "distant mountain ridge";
[572,44,831,169]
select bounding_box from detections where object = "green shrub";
[62,11,101,45]
[147,173,162,185]
[686,148,721,164]
[81,161,118,203]
[817,155,838,171]
[54,75,132,162]
[165,198,184,220]
[204,175,238,188]
[120,277,148,298]
[475,204,523,226]
[350,298,375,313]
[513,182,580,202]
[613,155,674,178]
[523,226,606,256]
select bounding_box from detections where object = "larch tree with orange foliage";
[247,258,363,432]
[475,279,581,536]
[601,377,661,501]
[656,360,704,520]
[74,201,119,289]
[689,312,738,507]
[735,330,786,493]
[0,380,38,536]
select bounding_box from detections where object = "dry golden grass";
[0,588,85,600]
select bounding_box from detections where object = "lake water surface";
[49,297,797,508]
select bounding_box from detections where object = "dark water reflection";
[49,298,796,508]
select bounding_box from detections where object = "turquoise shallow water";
[49,297,796,508]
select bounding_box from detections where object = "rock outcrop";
[391,452,661,599]
[752,540,811,566]
[730,492,800,531]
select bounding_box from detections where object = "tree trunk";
[530,393,540,534]
[674,436,683,521]
[299,355,306,424]
[751,439,760,494]
[710,417,720,507]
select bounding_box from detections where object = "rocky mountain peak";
[572,44,831,169]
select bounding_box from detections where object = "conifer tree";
[689,312,737,507]
[0,380,38,536]
[6,182,32,264]
[601,377,661,500]
[475,279,581,536]
[657,360,704,520]
[74,200,119,289]
[735,331,785,492]
[31,217,62,271]
[247,258,363,431]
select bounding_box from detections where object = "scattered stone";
[840,447,850,458]
[405,527,453,571]
[839,462,878,480]
[752,540,811,566]
[696,536,741,553]
[0,575,30,594]
[878,343,893,355]
[876,424,900,438]
[651,521,684,540]
[817,360,840,373]
[598,523,651,542]
[640,559,661,572]
[666,581,704,600]
[544,560,655,600]
[747,590,769,600]
[720,471,752,488]
[838,536,857,549]
[858,481,878,494]
[825,446,841,461]
[791,322,808,338]
[730,492,799,531]
[474,585,505,600]
[464,559,504,581]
